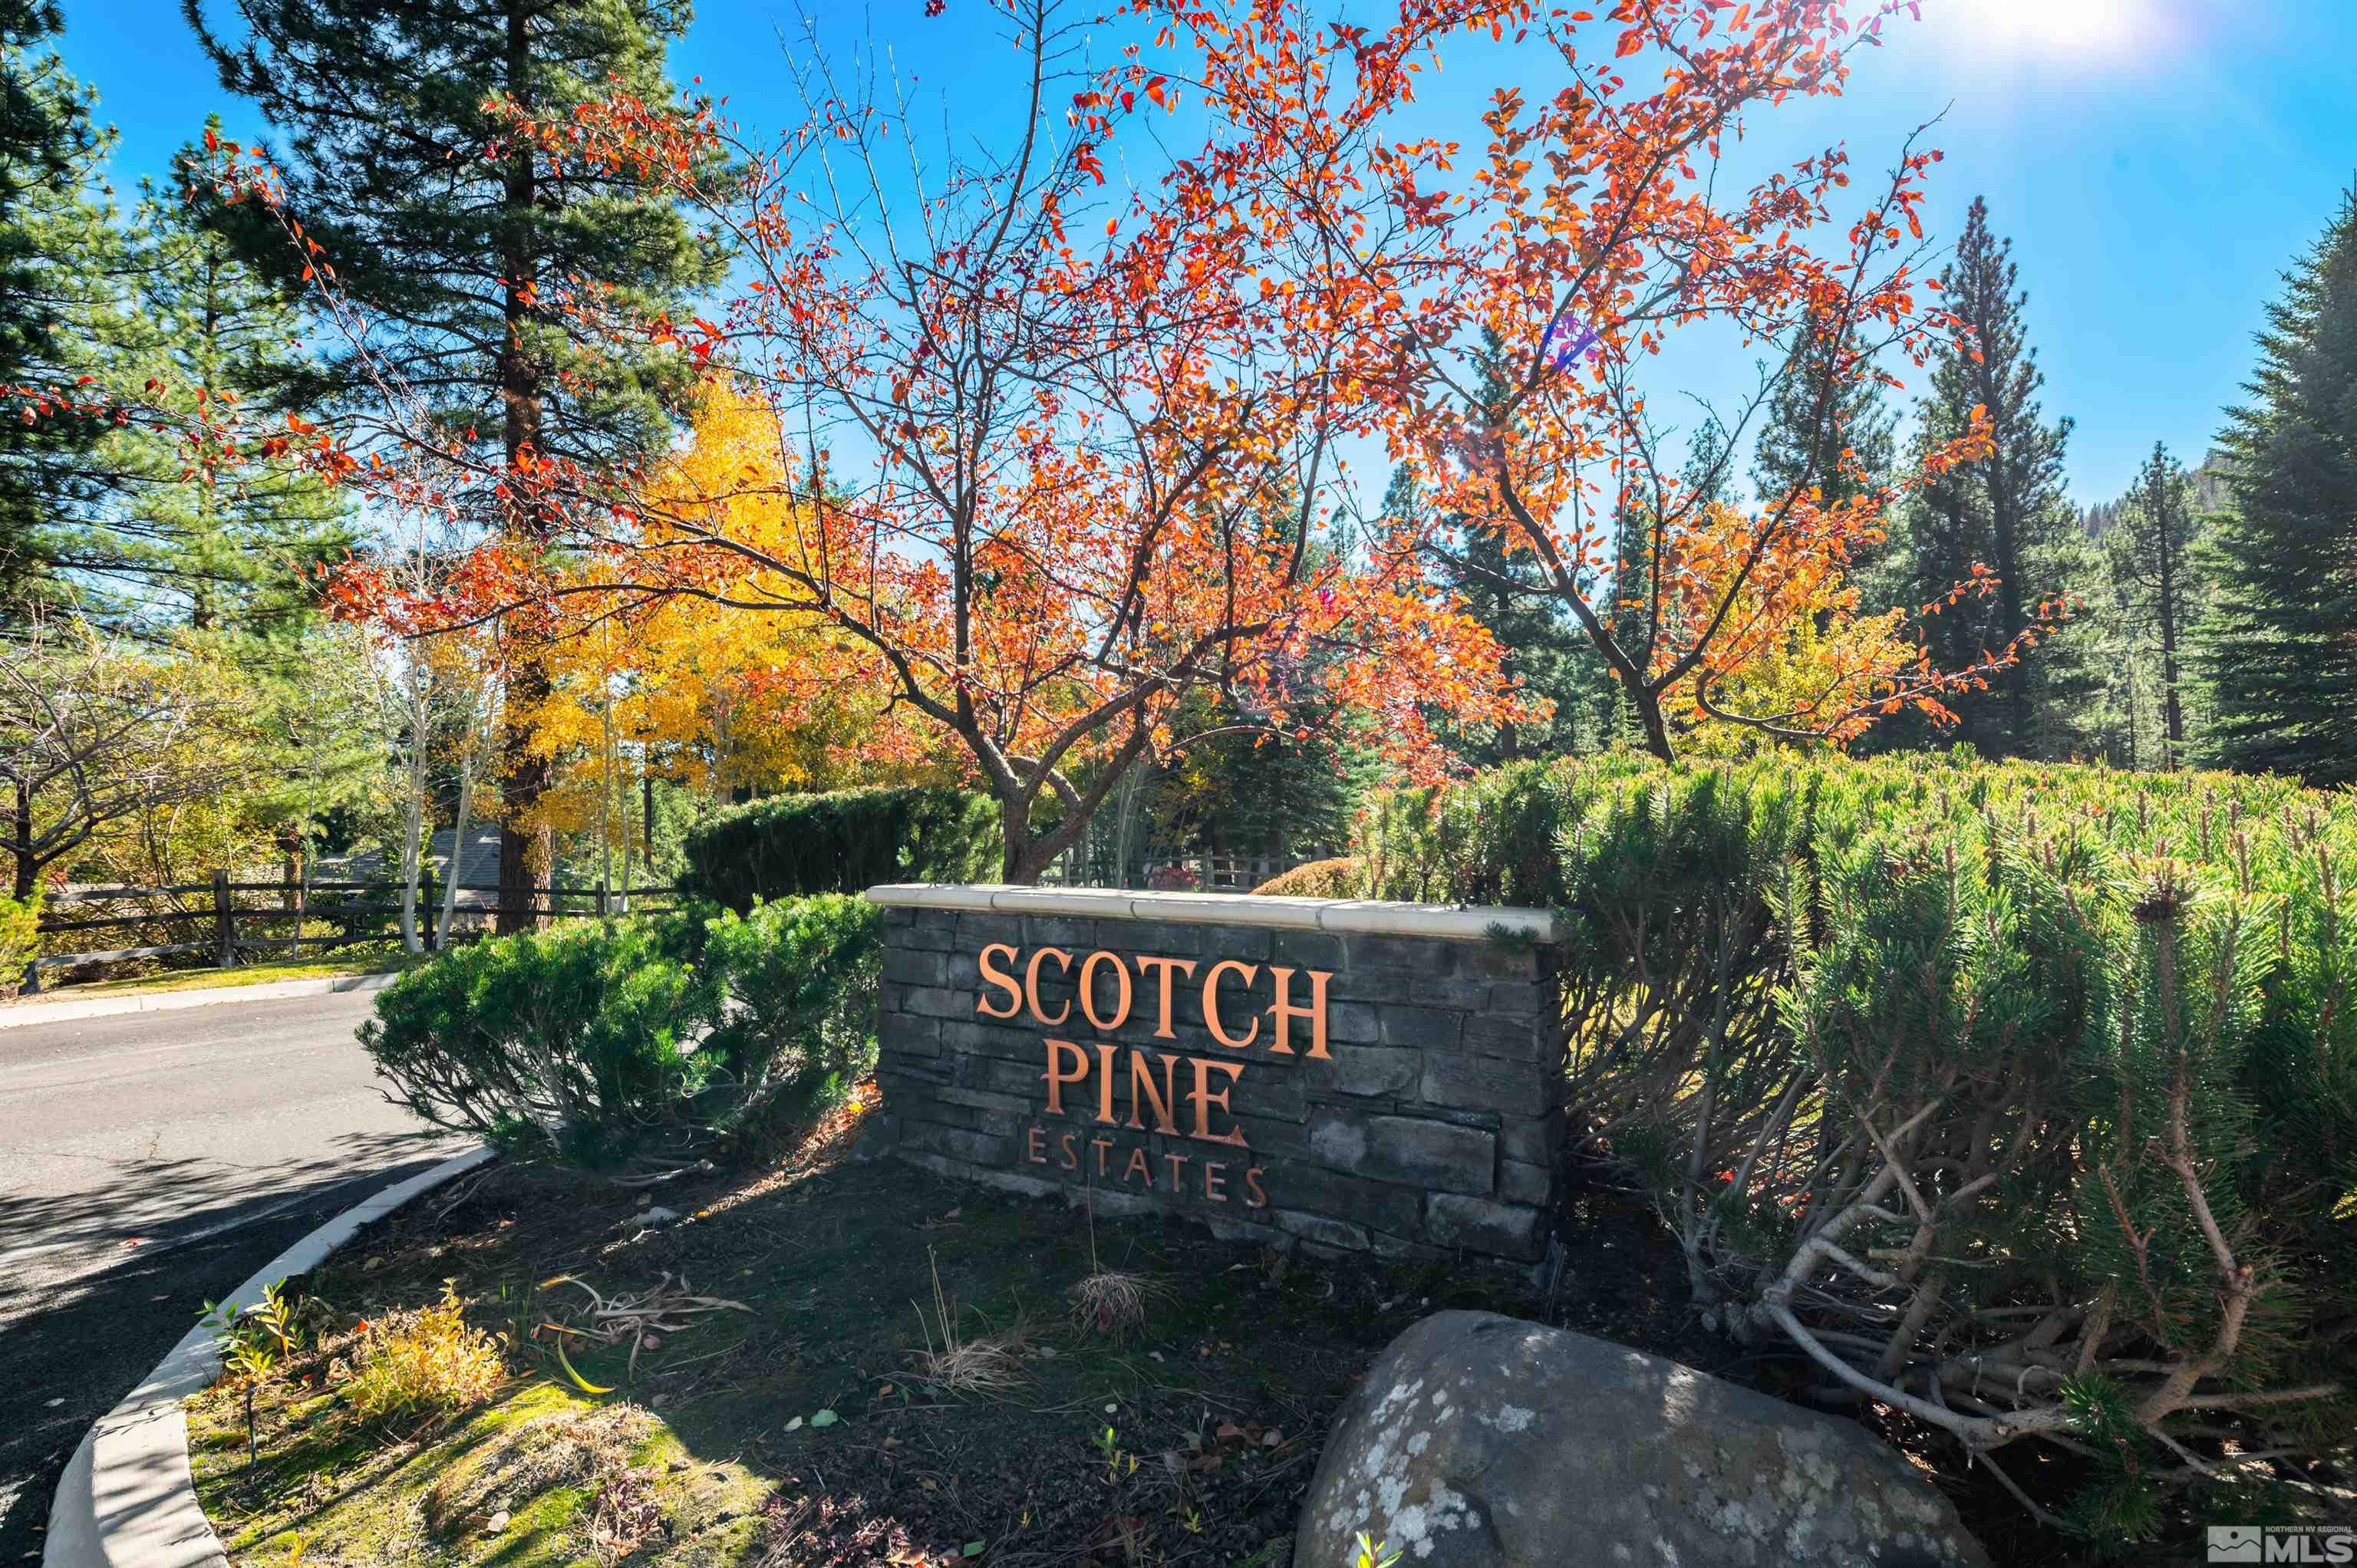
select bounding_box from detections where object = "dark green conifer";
[189,0,726,923]
[0,3,110,615]
[2196,186,2357,785]
[1884,196,2097,758]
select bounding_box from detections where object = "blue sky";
[56,0,2357,506]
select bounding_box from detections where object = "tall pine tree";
[48,124,354,632]
[189,0,725,925]
[0,3,113,617]
[1749,324,1897,513]
[1887,196,2096,758]
[2197,185,2357,785]
[2107,440,2204,769]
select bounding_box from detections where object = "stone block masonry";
[863,884,1568,1262]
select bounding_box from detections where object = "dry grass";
[907,1245,1030,1395]
[1070,1184,1156,1336]
[585,1449,664,1567]
[1069,1270,1152,1336]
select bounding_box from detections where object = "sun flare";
[1943,0,2141,54]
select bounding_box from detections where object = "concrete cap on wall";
[863,884,1558,944]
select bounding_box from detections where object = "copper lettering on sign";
[989,940,1322,1209]
[1079,950,1132,1033]
[976,944,1023,1019]
[1135,955,1196,1039]
[1024,947,1073,1025]
[1202,960,1261,1048]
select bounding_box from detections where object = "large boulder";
[1295,1311,1989,1568]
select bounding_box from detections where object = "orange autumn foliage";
[433,2,1535,882]
[1259,0,2042,759]
[223,0,2049,838]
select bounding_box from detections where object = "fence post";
[213,869,235,969]
[597,881,609,918]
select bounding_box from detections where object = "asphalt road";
[0,990,459,1560]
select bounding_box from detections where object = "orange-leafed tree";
[370,0,1532,884]
[1297,0,2049,761]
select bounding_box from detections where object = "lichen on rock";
[1294,1312,1989,1568]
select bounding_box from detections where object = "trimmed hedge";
[677,786,1000,912]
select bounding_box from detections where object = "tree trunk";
[1990,479,2031,756]
[437,756,473,948]
[2158,510,2185,769]
[10,779,32,902]
[400,677,430,954]
[597,692,615,914]
[495,0,550,934]
[999,802,1049,886]
[1631,683,1677,763]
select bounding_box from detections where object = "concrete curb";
[42,1145,497,1568]
[0,970,402,1032]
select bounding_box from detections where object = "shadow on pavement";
[0,1127,457,1562]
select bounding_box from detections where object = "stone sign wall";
[863,885,1567,1262]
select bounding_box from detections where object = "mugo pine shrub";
[695,893,883,1152]
[361,895,881,1168]
[1363,756,2356,1531]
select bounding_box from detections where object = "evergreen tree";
[0,5,114,616]
[189,0,727,925]
[2106,441,2204,769]
[1749,324,1897,513]
[1420,335,1615,763]
[1410,460,1606,763]
[1885,197,2096,757]
[50,124,354,631]
[2196,186,2357,785]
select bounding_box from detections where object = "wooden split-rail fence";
[24,872,678,993]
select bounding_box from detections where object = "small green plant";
[1354,1533,1402,1568]
[344,1282,506,1427]
[1092,1424,1125,1484]
[200,1280,329,1464]
[199,1283,325,1367]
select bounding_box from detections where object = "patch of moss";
[190,1377,771,1566]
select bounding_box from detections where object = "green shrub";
[344,1283,506,1425]
[0,892,38,996]
[677,786,1000,911]
[696,894,883,1154]
[1362,755,2357,1533]
[361,918,721,1168]
[1251,857,1366,898]
[360,896,882,1168]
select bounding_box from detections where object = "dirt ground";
[190,1089,2078,1566]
